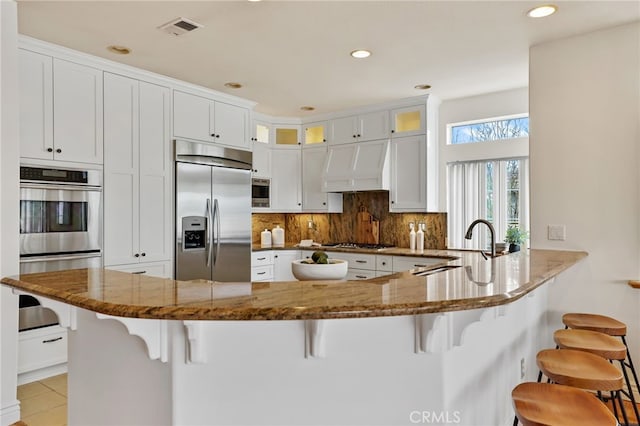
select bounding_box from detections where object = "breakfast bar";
[2,249,586,426]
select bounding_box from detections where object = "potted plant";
[504,225,529,253]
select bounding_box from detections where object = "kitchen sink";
[412,265,461,277]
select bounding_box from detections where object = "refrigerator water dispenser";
[182,216,206,250]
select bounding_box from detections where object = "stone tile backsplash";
[252,192,447,249]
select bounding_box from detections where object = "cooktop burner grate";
[323,242,395,250]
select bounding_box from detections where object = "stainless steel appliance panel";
[20,184,101,255]
[19,252,102,274]
[175,162,213,281]
[211,166,251,282]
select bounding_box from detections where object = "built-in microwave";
[251,178,270,208]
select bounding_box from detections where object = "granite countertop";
[1,249,587,321]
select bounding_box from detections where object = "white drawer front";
[252,251,274,267]
[18,325,67,374]
[392,256,444,272]
[346,269,377,280]
[252,265,274,281]
[106,261,173,278]
[376,255,393,272]
[338,253,376,271]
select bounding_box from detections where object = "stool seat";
[512,382,618,426]
[554,329,627,360]
[537,349,623,391]
[563,313,626,336]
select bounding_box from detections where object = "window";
[449,115,529,145]
[445,113,529,250]
[447,159,529,249]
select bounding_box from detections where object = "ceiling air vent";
[158,17,203,36]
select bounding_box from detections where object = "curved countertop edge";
[253,245,461,259]
[1,250,588,321]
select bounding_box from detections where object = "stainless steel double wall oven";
[19,165,102,274]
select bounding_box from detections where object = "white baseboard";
[17,363,67,386]
[0,400,20,426]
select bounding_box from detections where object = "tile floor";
[16,374,67,426]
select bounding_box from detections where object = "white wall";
[0,1,22,424]
[530,21,640,374]
[437,87,529,210]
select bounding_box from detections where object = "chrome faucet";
[464,219,496,258]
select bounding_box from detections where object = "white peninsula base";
[57,283,554,426]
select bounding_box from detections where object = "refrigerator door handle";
[213,198,221,266]
[206,198,213,267]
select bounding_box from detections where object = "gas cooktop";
[322,242,395,250]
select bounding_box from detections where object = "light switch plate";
[548,225,566,241]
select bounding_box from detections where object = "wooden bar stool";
[554,328,640,421]
[512,382,618,426]
[536,348,629,425]
[563,312,640,400]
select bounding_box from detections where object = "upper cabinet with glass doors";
[303,121,328,146]
[274,124,301,148]
[390,104,425,138]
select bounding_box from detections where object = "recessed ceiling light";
[414,84,431,90]
[224,82,243,89]
[107,45,131,55]
[350,49,371,59]
[300,106,315,111]
[527,4,557,18]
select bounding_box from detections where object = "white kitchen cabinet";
[252,141,271,178]
[173,90,249,150]
[19,50,103,164]
[251,251,275,281]
[391,104,426,138]
[19,49,53,161]
[390,135,427,212]
[346,269,377,280]
[302,146,342,212]
[329,110,390,145]
[274,124,301,148]
[106,260,173,279]
[270,149,302,212]
[323,140,390,192]
[104,73,172,267]
[18,325,67,376]
[273,250,301,281]
[376,255,393,273]
[251,119,271,145]
[303,121,328,146]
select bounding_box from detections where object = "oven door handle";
[20,252,102,263]
[20,183,102,192]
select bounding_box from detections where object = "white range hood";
[321,140,390,192]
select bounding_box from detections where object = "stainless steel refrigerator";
[175,140,252,281]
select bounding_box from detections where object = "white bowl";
[291,259,348,281]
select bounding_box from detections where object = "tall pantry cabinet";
[103,73,172,275]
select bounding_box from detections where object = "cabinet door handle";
[382,261,387,265]
[391,201,395,204]
[47,147,53,153]
[355,275,367,279]
[257,272,266,275]
[274,255,279,258]
[352,135,357,138]
[357,134,361,137]
[391,129,395,133]
[323,139,326,142]
[42,337,63,344]
[141,253,146,257]
[55,148,62,153]
[414,264,427,268]
[257,257,266,261]
[322,202,326,206]
[216,134,220,138]
[298,203,302,206]
[355,260,367,264]
[131,271,146,275]
[134,253,140,258]
[211,133,215,137]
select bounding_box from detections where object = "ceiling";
[16,1,640,117]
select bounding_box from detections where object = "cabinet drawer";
[346,269,377,280]
[338,253,376,271]
[392,256,444,272]
[252,265,274,281]
[252,251,274,267]
[376,255,393,272]
[18,325,67,374]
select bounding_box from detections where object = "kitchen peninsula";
[2,249,586,426]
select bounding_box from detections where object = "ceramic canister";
[261,229,272,248]
[272,225,285,248]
